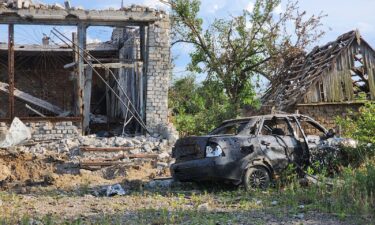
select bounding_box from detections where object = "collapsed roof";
[262,30,375,110]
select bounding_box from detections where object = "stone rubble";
[0,117,31,148]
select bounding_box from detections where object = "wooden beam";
[80,161,135,167]
[25,104,46,117]
[84,62,137,69]
[128,154,158,159]
[80,147,137,152]
[66,62,139,70]
[0,82,64,114]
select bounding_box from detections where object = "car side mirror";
[326,129,336,138]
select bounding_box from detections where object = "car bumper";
[170,157,241,182]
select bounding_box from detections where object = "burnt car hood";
[172,135,234,161]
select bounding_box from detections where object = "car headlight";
[206,144,223,158]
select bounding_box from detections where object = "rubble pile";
[0,117,177,191]
[0,0,67,10]
[14,134,172,156]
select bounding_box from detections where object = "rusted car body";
[170,114,355,189]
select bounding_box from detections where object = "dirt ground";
[0,149,364,224]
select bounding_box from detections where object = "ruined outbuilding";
[259,30,375,130]
[0,0,171,141]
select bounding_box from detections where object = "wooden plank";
[128,154,158,159]
[25,104,46,117]
[0,81,64,114]
[80,147,137,152]
[80,161,135,167]
[84,63,136,69]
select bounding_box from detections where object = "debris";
[0,117,31,148]
[294,213,305,220]
[142,143,153,152]
[197,203,210,212]
[90,114,108,124]
[64,0,70,9]
[105,184,126,196]
[271,200,278,206]
[0,164,11,182]
[156,162,168,170]
[146,178,174,189]
[52,3,64,10]
[101,165,128,180]
[298,205,305,210]
[158,152,170,160]
[80,146,136,152]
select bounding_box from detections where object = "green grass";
[0,162,374,224]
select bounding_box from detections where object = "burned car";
[171,114,356,190]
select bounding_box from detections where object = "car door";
[256,116,300,172]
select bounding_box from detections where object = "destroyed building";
[0,1,171,141]
[257,30,375,131]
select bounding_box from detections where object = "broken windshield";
[209,119,256,135]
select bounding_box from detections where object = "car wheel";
[244,166,270,191]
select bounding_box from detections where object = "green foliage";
[328,164,375,215]
[340,144,375,168]
[336,102,375,143]
[168,0,326,113]
[169,75,243,136]
[166,0,326,136]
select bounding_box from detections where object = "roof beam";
[0,81,64,115]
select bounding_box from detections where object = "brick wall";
[146,14,170,133]
[0,55,75,117]
[296,104,363,133]
[0,121,80,142]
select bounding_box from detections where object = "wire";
[52,28,148,130]
[51,29,151,134]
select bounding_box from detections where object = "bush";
[329,163,375,215]
[337,102,375,144]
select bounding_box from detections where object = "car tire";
[244,166,271,191]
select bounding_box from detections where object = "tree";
[163,0,326,113]
[169,75,234,136]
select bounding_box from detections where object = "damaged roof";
[262,30,375,110]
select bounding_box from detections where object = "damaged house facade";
[0,1,171,142]
[259,30,375,132]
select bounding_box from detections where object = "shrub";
[337,102,375,144]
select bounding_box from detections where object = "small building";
[259,30,375,131]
